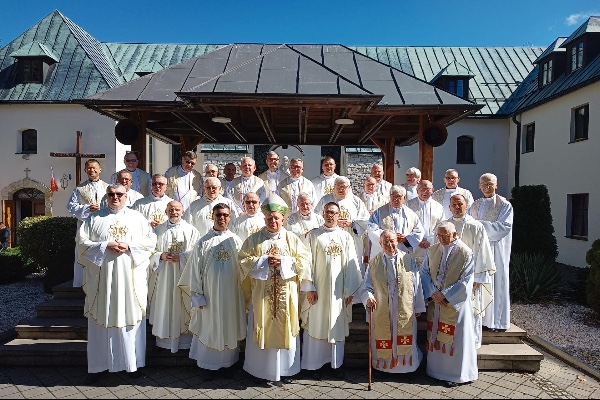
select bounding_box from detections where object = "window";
[21,59,44,83]
[447,79,465,98]
[567,193,588,240]
[21,129,37,154]
[571,42,584,72]
[523,123,535,153]
[570,104,589,142]
[542,60,553,86]
[456,135,474,164]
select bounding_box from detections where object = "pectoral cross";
[50,131,106,184]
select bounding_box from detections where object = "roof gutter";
[512,114,521,188]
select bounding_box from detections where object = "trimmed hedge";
[18,216,77,292]
[510,185,558,260]
[585,239,600,314]
[0,247,34,284]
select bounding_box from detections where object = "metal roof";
[533,38,567,64]
[561,16,600,47]
[10,41,59,62]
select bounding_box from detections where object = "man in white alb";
[277,158,317,215]
[406,180,444,267]
[371,163,393,196]
[220,162,237,201]
[231,157,267,212]
[230,192,265,242]
[77,184,157,383]
[258,151,289,196]
[285,192,324,248]
[402,167,421,201]
[110,152,151,197]
[67,159,109,287]
[132,174,173,230]
[432,169,474,221]
[311,156,339,203]
[103,170,143,208]
[147,200,200,353]
[165,151,203,212]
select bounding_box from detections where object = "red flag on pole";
[50,168,59,192]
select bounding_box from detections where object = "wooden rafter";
[254,106,276,143]
[172,112,217,142]
[358,115,392,144]
[299,107,308,144]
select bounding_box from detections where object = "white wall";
[509,83,600,267]
[0,104,121,218]
[395,119,511,198]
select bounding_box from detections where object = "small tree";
[585,239,600,314]
[18,216,77,292]
[510,185,558,260]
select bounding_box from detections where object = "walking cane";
[368,305,373,391]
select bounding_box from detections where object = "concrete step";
[477,343,543,372]
[35,299,84,318]
[51,281,85,299]
[15,318,88,340]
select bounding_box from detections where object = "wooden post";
[130,111,147,170]
[418,115,434,182]
[372,138,396,184]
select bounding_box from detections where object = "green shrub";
[509,252,562,303]
[585,239,600,314]
[0,247,34,284]
[510,185,558,260]
[18,216,78,292]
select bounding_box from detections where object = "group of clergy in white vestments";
[70,153,513,388]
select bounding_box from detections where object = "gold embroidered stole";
[381,206,416,234]
[370,252,414,366]
[426,243,469,352]
[471,194,503,221]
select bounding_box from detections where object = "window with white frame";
[523,123,535,153]
[456,135,474,164]
[542,60,553,86]
[566,193,588,240]
[570,104,589,142]
[570,42,584,72]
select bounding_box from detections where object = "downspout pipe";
[512,115,521,188]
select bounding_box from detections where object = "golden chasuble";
[425,242,470,353]
[370,252,415,366]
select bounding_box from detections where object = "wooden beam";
[254,106,277,143]
[418,115,434,181]
[372,137,396,184]
[298,107,308,144]
[172,112,217,142]
[180,135,203,154]
[130,111,147,170]
[357,115,392,144]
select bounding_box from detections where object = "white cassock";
[231,176,267,212]
[361,251,425,373]
[259,170,289,196]
[230,211,265,242]
[67,179,109,287]
[359,191,389,214]
[239,228,312,382]
[470,195,513,330]
[76,207,157,373]
[447,215,496,349]
[178,229,246,370]
[368,204,424,258]
[402,184,419,201]
[310,173,339,203]
[111,168,152,197]
[165,166,202,212]
[277,176,317,215]
[421,240,478,384]
[131,195,173,228]
[301,227,363,371]
[284,211,324,248]
[315,193,370,267]
[432,187,474,221]
[406,197,444,267]
[183,195,239,237]
[147,219,200,352]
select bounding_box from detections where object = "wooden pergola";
[76,44,482,182]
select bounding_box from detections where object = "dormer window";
[430,61,474,100]
[541,60,553,86]
[10,41,59,84]
[447,79,465,97]
[570,41,584,71]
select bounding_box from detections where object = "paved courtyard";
[0,346,598,399]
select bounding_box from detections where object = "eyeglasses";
[245,200,259,204]
[267,158,279,162]
[214,213,230,218]
[480,183,495,188]
[125,159,138,163]
[119,178,133,182]
[107,192,125,198]
[204,186,220,190]
[289,165,303,170]
[184,160,196,165]
[152,182,166,187]
[336,185,350,190]
[437,233,453,238]
[324,211,340,215]
[445,176,458,180]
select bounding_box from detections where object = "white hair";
[203,177,221,187]
[406,167,422,179]
[437,220,457,234]
[334,176,351,186]
[480,173,497,184]
[390,185,406,197]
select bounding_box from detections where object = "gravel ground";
[512,301,600,372]
[0,274,52,334]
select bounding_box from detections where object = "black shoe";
[445,381,460,387]
[281,377,294,384]
[128,370,144,379]
[331,367,345,379]
[270,380,284,387]
[204,370,218,381]
[311,370,322,380]
[85,372,105,384]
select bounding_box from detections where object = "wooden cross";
[50,131,106,185]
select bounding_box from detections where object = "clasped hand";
[268,254,281,269]
[108,241,129,254]
[161,252,180,262]
[431,291,449,305]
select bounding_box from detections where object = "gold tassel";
[376,359,380,368]
[434,340,440,350]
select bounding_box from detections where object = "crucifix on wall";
[50,131,106,185]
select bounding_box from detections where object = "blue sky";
[2,0,600,47]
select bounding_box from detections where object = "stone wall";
[200,153,248,179]
[346,153,383,194]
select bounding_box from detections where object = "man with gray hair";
[402,167,421,201]
[368,185,424,257]
[406,180,444,267]
[370,163,393,196]
[132,174,173,230]
[469,173,513,333]
[258,151,289,196]
[165,150,203,212]
[277,157,317,215]
[285,192,323,247]
[231,157,267,212]
[184,177,239,237]
[432,169,474,221]
[204,164,219,178]
[230,192,265,242]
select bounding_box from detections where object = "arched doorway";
[14,188,46,221]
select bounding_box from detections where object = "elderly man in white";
[132,174,173,230]
[258,151,289,196]
[469,173,513,333]
[164,151,203,212]
[102,170,143,208]
[285,192,324,248]
[231,157,267,212]
[432,169,474,221]
[277,158,317,215]
[110,152,152,197]
[230,192,266,242]
[310,156,339,203]
[402,167,421,201]
[184,177,239,238]
[406,180,444,267]
[370,163,392,196]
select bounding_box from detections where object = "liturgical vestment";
[230,211,266,242]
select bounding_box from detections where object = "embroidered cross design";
[268,243,280,320]
[399,336,410,345]
[108,222,128,242]
[215,244,231,261]
[441,324,451,334]
[168,238,184,254]
[377,340,389,349]
[151,211,166,224]
[339,206,349,220]
[325,239,343,258]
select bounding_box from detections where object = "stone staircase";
[0,281,543,371]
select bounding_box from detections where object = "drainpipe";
[512,115,521,188]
